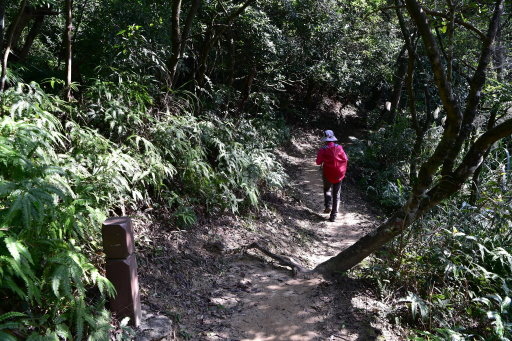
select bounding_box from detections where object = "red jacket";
[316,142,348,184]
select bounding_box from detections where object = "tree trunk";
[0,0,5,46]
[469,104,498,204]
[72,0,88,44]
[238,66,256,112]
[405,45,420,182]
[1,0,27,92]
[168,0,201,87]
[314,0,506,275]
[315,210,410,274]
[167,0,182,86]
[7,6,57,61]
[315,117,512,274]
[6,5,33,54]
[64,0,73,101]
[195,0,255,86]
[17,14,44,60]
[195,27,212,86]
[227,35,235,86]
[493,19,504,82]
[386,46,408,123]
[441,0,504,175]
[179,0,200,58]
[410,86,434,184]
[445,0,455,82]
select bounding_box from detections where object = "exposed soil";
[133,127,405,340]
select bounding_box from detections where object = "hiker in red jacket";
[316,130,348,222]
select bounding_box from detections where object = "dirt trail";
[225,135,386,340]
[136,132,403,340]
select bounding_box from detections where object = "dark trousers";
[323,177,342,218]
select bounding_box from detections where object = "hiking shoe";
[323,208,331,214]
[328,216,336,222]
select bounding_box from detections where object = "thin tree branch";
[424,9,486,40]
[64,0,73,101]
[441,0,505,175]
[0,0,5,46]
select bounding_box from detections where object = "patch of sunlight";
[341,212,366,225]
[304,316,323,324]
[241,332,275,341]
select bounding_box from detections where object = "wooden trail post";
[102,217,142,326]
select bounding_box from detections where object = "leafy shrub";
[150,111,286,214]
[348,114,414,209]
[363,141,512,340]
[0,83,115,339]
[0,79,287,338]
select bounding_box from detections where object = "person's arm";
[316,149,324,165]
[338,146,348,177]
[339,146,348,163]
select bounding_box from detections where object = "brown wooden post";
[102,217,142,326]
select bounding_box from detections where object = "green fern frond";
[0,321,24,331]
[74,298,85,341]
[26,332,59,341]
[2,276,26,299]
[51,265,68,298]
[0,331,17,341]
[4,237,25,263]
[54,324,71,339]
[0,312,26,323]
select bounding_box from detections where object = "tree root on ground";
[245,242,309,275]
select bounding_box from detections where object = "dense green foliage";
[349,114,416,209]
[1,0,511,339]
[0,77,287,338]
[353,28,512,340]
[360,139,512,340]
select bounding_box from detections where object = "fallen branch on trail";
[245,242,308,275]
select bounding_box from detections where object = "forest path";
[225,133,381,340]
[194,132,401,341]
[136,131,403,340]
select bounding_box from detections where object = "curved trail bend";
[136,132,403,340]
[226,134,388,340]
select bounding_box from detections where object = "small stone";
[136,313,173,341]
[237,279,252,290]
[204,241,226,253]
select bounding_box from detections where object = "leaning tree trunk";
[316,116,512,274]
[6,5,34,55]
[1,0,27,92]
[315,0,505,275]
